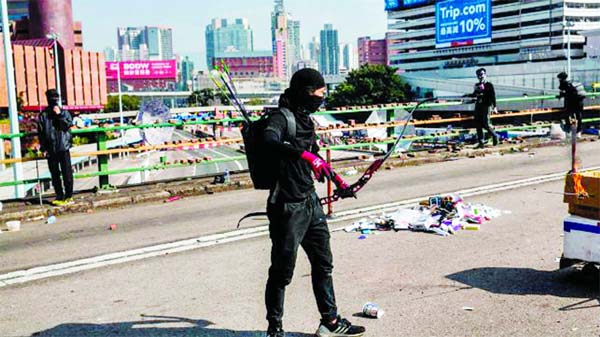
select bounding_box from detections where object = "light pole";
[563,19,575,77]
[1,0,24,197]
[116,57,124,145]
[46,32,62,107]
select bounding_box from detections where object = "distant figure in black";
[556,72,586,136]
[465,68,499,149]
[37,89,74,206]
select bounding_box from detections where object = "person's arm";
[488,83,497,112]
[37,115,48,153]
[463,84,477,98]
[264,113,303,159]
[55,107,73,132]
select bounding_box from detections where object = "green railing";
[0,93,598,192]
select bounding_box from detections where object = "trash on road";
[109,224,117,231]
[165,195,182,203]
[343,194,502,237]
[6,220,21,232]
[46,216,56,224]
[362,302,385,318]
[462,306,475,311]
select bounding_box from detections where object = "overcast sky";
[72,0,388,69]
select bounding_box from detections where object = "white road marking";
[2,166,598,288]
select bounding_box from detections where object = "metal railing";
[0,94,598,198]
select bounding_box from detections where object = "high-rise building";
[205,18,254,69]
[288,19,301,67]
[308,36,320,65]
[104,47,117,62]
[357,37,387,66]
[386,0,600,92]
[319,24,339,75]
[271,0,301,79]
[180,56,195,90]
[117,26,174,61]
[341,43,358,71]
[271,0,289,78]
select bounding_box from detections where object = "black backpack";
[241,107,296,190]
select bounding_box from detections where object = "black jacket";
[37,106,73,154]
[264,107,319,202]
[468,82,496,110]
[558,81,584,112]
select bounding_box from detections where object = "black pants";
[47,150,73,200]
[474,106,498,144]
[265,192,337,325]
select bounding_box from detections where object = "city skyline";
[72,0,387,70]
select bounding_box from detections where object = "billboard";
[385,0,431,10]
[435,0,492,48]
[105,60,177,80]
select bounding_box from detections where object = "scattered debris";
[46,216,56,224]
[165,195,182,203]
[462,306,475,311]
[6,220,21,232]
[344,194,502,236]
[109,224,117,231]
[362,302,385,319]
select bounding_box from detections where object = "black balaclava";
[46,89,60,108]
[280,68,326,113]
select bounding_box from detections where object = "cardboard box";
[569,203,600,220]
[564,171,600,209]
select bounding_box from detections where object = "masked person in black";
[556,72,585,136]
[465,68,499,149]
[263,68,365,337]
[37,89,74,206]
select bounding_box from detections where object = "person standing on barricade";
[37,89,74,206]
[556,71,586,137]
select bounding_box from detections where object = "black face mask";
[302,94,324,113]
[48,98,59,107]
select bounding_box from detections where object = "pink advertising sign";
[105,60,177,80]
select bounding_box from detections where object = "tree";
[188,88,216,106]
[326,64,413,108]
[104,95,140,112]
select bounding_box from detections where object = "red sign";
[105,60,177,80]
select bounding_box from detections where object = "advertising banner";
[435,0,492,48]
[105,60,177,80]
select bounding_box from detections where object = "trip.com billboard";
[105,60,177,80]
[435,0,492,48]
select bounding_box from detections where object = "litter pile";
[344,194,503,237]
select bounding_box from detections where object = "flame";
[571,173,589,199]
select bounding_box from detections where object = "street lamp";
[562,19,575,78]
[46,32,62,107]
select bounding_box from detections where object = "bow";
[319,97,438,206]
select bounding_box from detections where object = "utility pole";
[1,0,24,197]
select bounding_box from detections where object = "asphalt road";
[1,141,599,336]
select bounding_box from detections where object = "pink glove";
[301,151,333,182]
[333,174,350,190]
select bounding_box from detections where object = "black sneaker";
[316,316,366,337]
[266,323,285,337]
[492,136,499,146]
